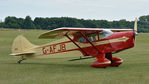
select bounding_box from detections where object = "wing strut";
[65,33,89,56]
[79,32,101,54]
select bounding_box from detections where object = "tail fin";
[10,35,37,56]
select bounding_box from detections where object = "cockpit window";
[78,37,86,42]
[99,32,104,39]
[88,34,98,42]
[78,34,98,42]
[78,30,113,42]
[99,29,113,39]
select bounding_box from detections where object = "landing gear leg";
[105,53,123,67]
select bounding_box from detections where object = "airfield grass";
[0,29,149,84]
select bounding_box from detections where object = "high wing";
[39,28,102,39]
[39,27,133,39]
[109,29,133,32]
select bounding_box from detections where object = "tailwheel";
[17,60,22,64]
[17,58,26,64]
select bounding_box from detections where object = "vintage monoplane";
[10,18,138,68]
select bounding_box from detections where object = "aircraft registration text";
[42,43,66,55]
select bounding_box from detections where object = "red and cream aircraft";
[10,18,138,68]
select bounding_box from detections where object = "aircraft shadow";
[5,62,91,68]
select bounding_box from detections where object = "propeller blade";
[134,18,138,34]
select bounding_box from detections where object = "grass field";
[0,29,149,84]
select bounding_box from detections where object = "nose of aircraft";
[125,31,135,48]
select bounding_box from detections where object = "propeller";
[134,18,138,35]
[132,18,138,40]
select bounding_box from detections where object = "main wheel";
[110,57,123,67]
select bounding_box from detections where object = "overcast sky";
[1,0,149,21]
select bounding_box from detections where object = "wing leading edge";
[39,27,133,39]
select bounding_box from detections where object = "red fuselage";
[73,31,135,57]
[40,29,135,68]
[71,30,135,68]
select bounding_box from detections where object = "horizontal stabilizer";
[10,52,35,56]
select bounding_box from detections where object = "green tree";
[95,20,110,28]
[23,16,35,29]
[1,15,149,32]
[139,15,149,32]
[4,16,21,28]
[0,22,5,28]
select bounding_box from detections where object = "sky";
[0,0,149,21]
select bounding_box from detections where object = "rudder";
[10,35,37,56]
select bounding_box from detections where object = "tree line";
[0,15,149,32]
